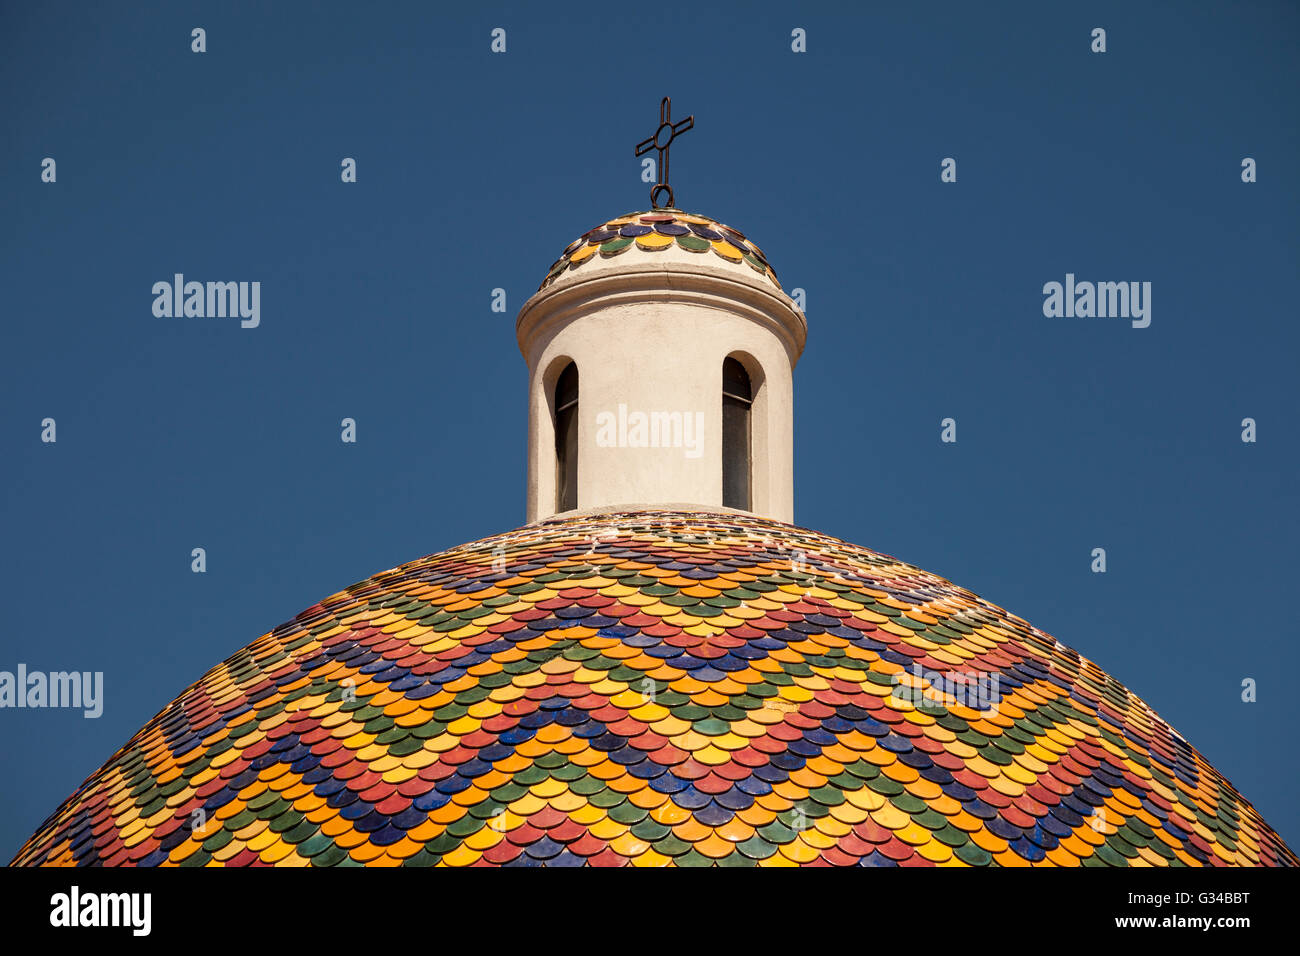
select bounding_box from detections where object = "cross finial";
[635,97,694,210]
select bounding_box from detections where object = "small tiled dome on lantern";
[539,210,782,293]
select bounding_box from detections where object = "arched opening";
[554,362,579,512]
[722,356,752,510]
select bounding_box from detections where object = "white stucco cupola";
[516,206,806,524]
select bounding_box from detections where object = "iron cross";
[635,97,694,210]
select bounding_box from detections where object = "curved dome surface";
[14,511,1296,867]
[539,210,781,293]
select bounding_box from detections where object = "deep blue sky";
[2,1,1296,859]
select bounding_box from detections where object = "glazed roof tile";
[539,211,780,292]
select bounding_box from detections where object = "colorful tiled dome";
[14,511,1296,867]
[539,211,780,292]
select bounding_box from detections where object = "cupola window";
[555,362,579,512]
[722,357,752,510]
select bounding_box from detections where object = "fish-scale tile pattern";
[14,511,1296,867]
[539,211,780,291]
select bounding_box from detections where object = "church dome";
[539,210,782,293]
[13,510,1296,867]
